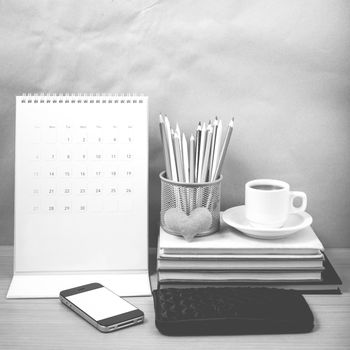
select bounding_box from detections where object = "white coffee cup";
[245,179,307,228]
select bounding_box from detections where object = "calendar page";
[14,95,148,274]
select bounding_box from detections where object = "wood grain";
[0,246,349,350]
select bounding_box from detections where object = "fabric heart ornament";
[164,207,212,242]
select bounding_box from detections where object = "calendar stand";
[7,94,151,298]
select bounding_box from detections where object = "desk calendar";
[7,94,151,298]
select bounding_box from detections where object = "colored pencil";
[212,117,234,180]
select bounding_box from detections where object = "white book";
[159,252,324,260]
[157,258,324,270]
[159,221,324,256]
[158,270,322,282]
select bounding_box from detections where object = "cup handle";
[289,191,307,214]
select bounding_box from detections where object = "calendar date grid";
[24,123,139,214]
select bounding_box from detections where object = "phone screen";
[67,286,137,321]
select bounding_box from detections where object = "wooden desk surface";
[0,246,349,350]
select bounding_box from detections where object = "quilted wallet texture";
[153,287,314,335]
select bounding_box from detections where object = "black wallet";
[153,287,314,335]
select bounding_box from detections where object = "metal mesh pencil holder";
[160,171,222,238]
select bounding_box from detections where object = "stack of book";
[157,222,342,294]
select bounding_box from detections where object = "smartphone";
[60,282,144,332]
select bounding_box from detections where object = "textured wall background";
[0,0,349,247]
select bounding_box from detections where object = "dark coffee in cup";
[250,184,283,191]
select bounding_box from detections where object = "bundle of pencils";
[159,115,234,183]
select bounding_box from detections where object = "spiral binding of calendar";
[19,93,146,104]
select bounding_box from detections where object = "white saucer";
[222,205,313,239]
